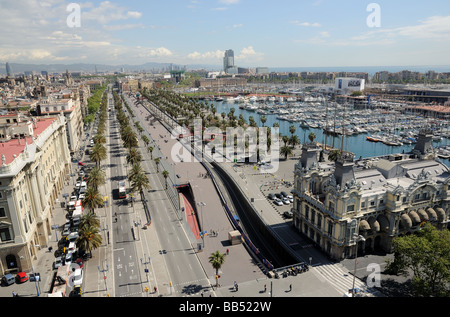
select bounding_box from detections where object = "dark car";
[280,191,288,197]
[16,272,28,283]
[275,193,283,199]
[267,193,276,200]
[283,210,294,218]
[29,273,40,282]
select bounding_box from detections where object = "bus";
[118,181,127,199]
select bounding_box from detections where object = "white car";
[274,198,283,206]
[72,268,83,286]
[282,197,290,205]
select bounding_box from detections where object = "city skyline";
[1,1,450,68]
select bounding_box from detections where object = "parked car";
[29,273,40,282]
[16,272,29,283]
[69,286,82,297]
[65,251,74,264]
[282,197,290,205]
[53,257,63,270]
[275,193,283,199]
[72,268,83,286]
[274,198,283,206]
[280,191,288,197]
[1,273,15,286]
[267,193,276,200]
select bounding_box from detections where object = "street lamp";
[140,255,151,284]
[352,234,366,297]
[197,202,206,248]
[98,262,109,293]
[27,244,41,297]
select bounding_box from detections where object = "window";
[370,201,375,206]
[327,221,333,236]
[0,207,6,217]
[0,228,12,241]
[304,205,309,220]
[347,205,355,212]
[361,201,366,208]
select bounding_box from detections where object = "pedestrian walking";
[226,248,229,255]
[289,284,292,292]
[154,286,157,293]
[264,284,267,293]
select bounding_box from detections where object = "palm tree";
[148,146,154,159]
[328,149,342,162]
[289,135,300,149]
[154,157,161,173]
[80,211,100,229]
[209,251,226,287]
[260,115,267,127]
[76,224,102,258]
[126,148,142,166]
[128,163,144,182]
[93,134,106,145]
[280,145,293,160]
[289,125,296,137]
[130,170,151,202]
[282,135,289,147]
[90,143,107,167]
[162,170,170,189]
[86,166,105,191]
[308,132,316,144]
[82,187,104,213]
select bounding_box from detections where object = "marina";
[202,94,450,167]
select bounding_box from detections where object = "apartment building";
[292,129,449,260]
[0,114,71,274]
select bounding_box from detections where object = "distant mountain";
[0,62,222,75]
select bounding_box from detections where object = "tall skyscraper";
[223,49,236,74]
[5,62,12,76]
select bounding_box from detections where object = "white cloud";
[235,46,264,62]
[188,50,225,60]
[219,0,240,4]
[291,20,322,27]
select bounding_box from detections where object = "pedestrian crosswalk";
[312,263,373,296]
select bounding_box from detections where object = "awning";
[426,207,437,221]
[408,211,421,224]
[417,209,429,222]
[400,214,412,230]
[435,208,446,222]
[359,220,371,231]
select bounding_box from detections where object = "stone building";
[292,129,449,260]
[0,114,71,274]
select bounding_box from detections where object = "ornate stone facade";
[292,130,450,260]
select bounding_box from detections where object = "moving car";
[283,210,293,218]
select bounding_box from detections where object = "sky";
[1,0,450,69]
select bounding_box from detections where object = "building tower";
[5,62,12,77]
[223,49,236,74]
